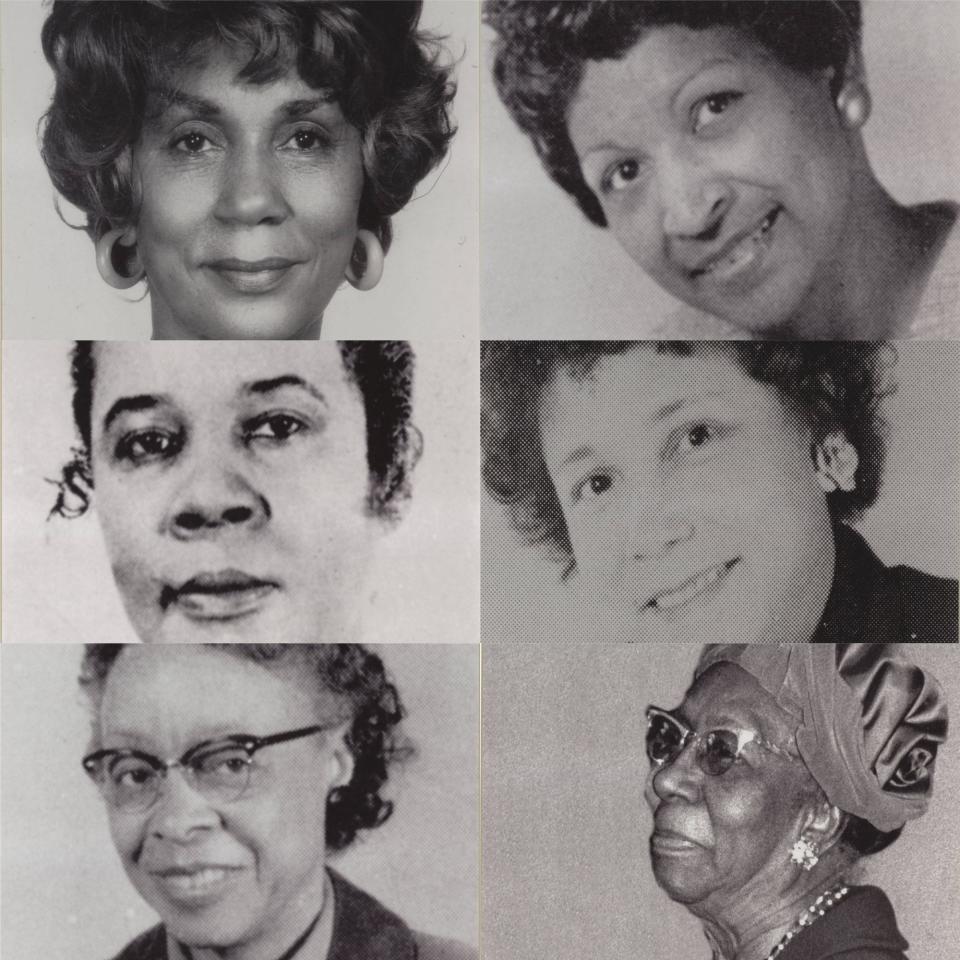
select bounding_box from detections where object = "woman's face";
[539,346,836,643]
[644,663,812,910]
[98,646,350,954]
[89,342,379,644]
[131,46,365,340]
[567,26,860,334]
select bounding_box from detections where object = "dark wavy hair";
[484,0,862,226]
[483,341,891,573]
[79,643,408,851]
[51,340,420,521]
[41,0,457,250]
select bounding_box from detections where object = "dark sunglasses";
[645,706,794,776]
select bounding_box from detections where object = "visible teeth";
[650,563,732,611]
[702,212,775,276]
[164,868,228,893]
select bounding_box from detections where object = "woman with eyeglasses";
[78,643,475,960]
[644,643,947,960]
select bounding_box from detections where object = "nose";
[626,493,695,562]
[148,769,219,843]
[657,153,732,240]
[165,461,270,541]
[214,145,291,226]
[651,741,702,804]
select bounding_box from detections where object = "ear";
[326,722,356,790]
[345,229,384,292]
[831,47,872,130]
[813,431,859,493]
[803,800,846,855]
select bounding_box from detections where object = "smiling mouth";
[161,571,279,621]
[152,866,241,903]
[691,207,781,283]
[644,558,741,613]
[206,258,301,294]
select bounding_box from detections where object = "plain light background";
[480,0,960,338]
[2,339,480,645]
[0,0,479,341]
[1,643,478,958]
[482,341,960,642]
[481,642,960,960]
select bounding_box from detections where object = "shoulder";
[106,926,166,960]
[783,885,909,960]
[414,931,478,960]
[884,562,959,642]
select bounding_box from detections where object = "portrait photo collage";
[1,4,958,960]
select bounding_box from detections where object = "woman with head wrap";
[644,643,947,960]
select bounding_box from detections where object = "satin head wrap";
[695,644,947,833]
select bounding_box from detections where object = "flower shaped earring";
[790,836,820,871]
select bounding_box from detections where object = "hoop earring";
[96,227,144,289]
[836,83,871,130]
[345,229,384,292]
[790,836,820,871]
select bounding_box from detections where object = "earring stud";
[790,836,820,871]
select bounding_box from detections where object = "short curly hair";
[482,341,891,571]
[52,340,420,521]
[79,643,408,851]
[484,0,862,226]
[41,0,457,250]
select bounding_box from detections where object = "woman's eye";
[247,414,306,442]
[282,128,330,152]
[173,131,213,154]
[116,430,180,463]
[602,158,642,193]
[574,473,614,503]
[692,92,743,133]
[669,422,720,460]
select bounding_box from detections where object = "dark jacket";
[108,870,475,960]
[814,525,957,642]
[779,885,909,960]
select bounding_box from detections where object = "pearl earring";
[836,83,871,130]
[790,837,820,871]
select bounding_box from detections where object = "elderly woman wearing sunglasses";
[645,643,947,960]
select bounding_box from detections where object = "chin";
[650,860,710,906]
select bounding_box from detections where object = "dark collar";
[327,869,418,960]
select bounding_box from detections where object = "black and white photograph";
[482,340,959,643]
[482,642,958,960]
[481,0,960,340]
[2,642,478,960]
[1,0,479,341]
[3,339,479,645]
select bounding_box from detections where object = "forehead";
[99,646,324,746]
[568,25,775,153]
[539,345,791,440]
[90,342,361,420]
[681,662,797,745]
[146,44,343,123]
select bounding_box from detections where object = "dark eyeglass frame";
[645,706,794,776]
[82,724,331,811]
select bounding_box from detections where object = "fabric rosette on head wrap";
[696,644,947,833]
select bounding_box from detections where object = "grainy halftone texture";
[481,340,959,642]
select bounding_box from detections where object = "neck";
[781,164,954,339]
[693,866,849,960]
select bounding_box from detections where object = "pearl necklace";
[763,884,850,960]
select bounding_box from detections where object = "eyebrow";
[102,395,165,433]
[555,390,727,468]
[245,375,328,406]
[149,90,337,123]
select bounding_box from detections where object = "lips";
[149,863,244,904]
[205,257,302,294]
[161,570,279,621]
[650,828,707,854]
[685,207,782,283]
[643,558,741,613]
